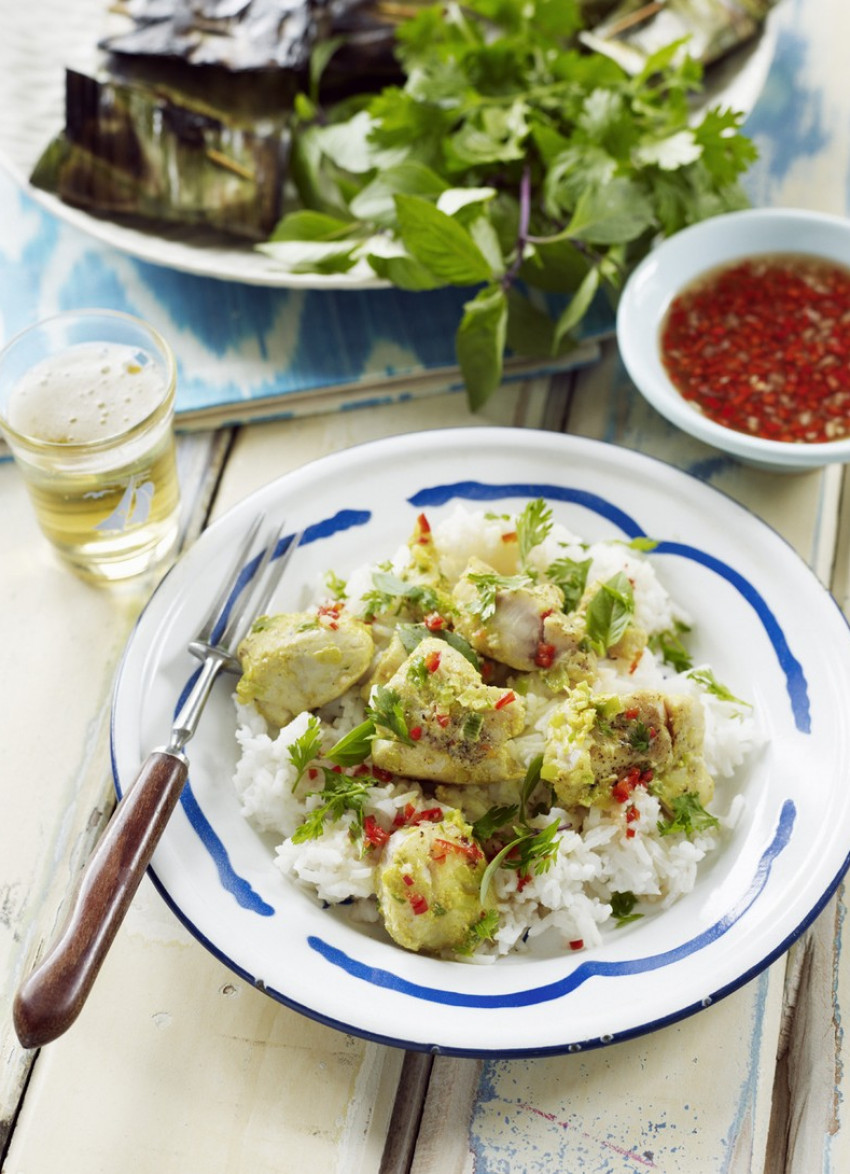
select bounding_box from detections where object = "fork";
[13,514,298,1050]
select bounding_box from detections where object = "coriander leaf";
[584,571,635,655]
[658,792,720,838]
[627,721,651,753]
[649,623,693,672]
[516,499,553,567]
[547,555,591,612]
[324,569,347,599]
[472,803,520,842]
[693,107,758,186]
[627,536,659,552]
[395,193,494,285]
[466,570,533,620]
[457,908,501,955]
[287,715,324,787]
[291,772,373,843]
[456,285,508,412]
[479,818,561,901]
[369,685,415,746]
[361,570,442,620]
[325,719,376,767]
[610,890,643,926]
[687,667,750,706]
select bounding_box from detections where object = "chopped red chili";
[535,642,556,669]
[501,530,518,543]
[372,766,394,783]
[432,837,484,862]
[435,712,451,728]
[569,939,584,951]
[363,815,390,848]
[414,512,432,544]
[394,804,443,828]
[409,725,423,741]
[424,650,442,673]
[424,612,446,632]
[409,892,429,915]
[495,690,516,710]
[402,873,414,886]
[660,254,850,443]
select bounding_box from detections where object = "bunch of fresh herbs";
[262,0,757,407]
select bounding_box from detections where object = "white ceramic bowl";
[617,208,850,471]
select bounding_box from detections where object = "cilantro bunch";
[263,0,757,407]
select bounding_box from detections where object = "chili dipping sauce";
[659,253,850,443]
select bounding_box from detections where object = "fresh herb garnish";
[368,685,415,746]
[361,570,442,620]
[287,715,324,788]
[658,792,720,838]
[291,771,374,842]
[627,721,652,753]
[584,572,635,655]
[480,818,561,901]
[547,555,591,612]
[461,711,485,742]
[649,622,693,672]
[687,667,751,707]
[610,890,643,926]
[397,622,480,669]
[467,571,533,620]
[457,908,501,955]
[264,0,758,409]
[325,719,375,767]
[324,569,348,599]
[516,498,552,568]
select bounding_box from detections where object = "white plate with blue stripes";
[110,428,850,1056]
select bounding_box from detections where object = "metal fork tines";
[12,513,299,1050]
[169,514,300,758]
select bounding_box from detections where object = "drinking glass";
[0,309,181,582]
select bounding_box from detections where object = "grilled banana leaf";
[580,0,780,72]
[30,67,290,240]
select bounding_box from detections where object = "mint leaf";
[584,571,635,655]
[395,194,494,286]
[456,285,508,411]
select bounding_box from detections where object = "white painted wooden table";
[3,0,850,1169]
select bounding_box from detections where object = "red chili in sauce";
[660,254,850,443]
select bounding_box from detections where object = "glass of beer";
[0,309,181,583]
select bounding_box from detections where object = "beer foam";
[7,342,167,444]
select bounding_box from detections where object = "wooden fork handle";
[13,749,188,1050]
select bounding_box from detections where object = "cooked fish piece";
[451,556,594,680]
[236,606,373,726]
[541,684,713,810]
[375,810,493,954]
[370,636,526,785]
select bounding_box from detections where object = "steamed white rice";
[231,504,761,960]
